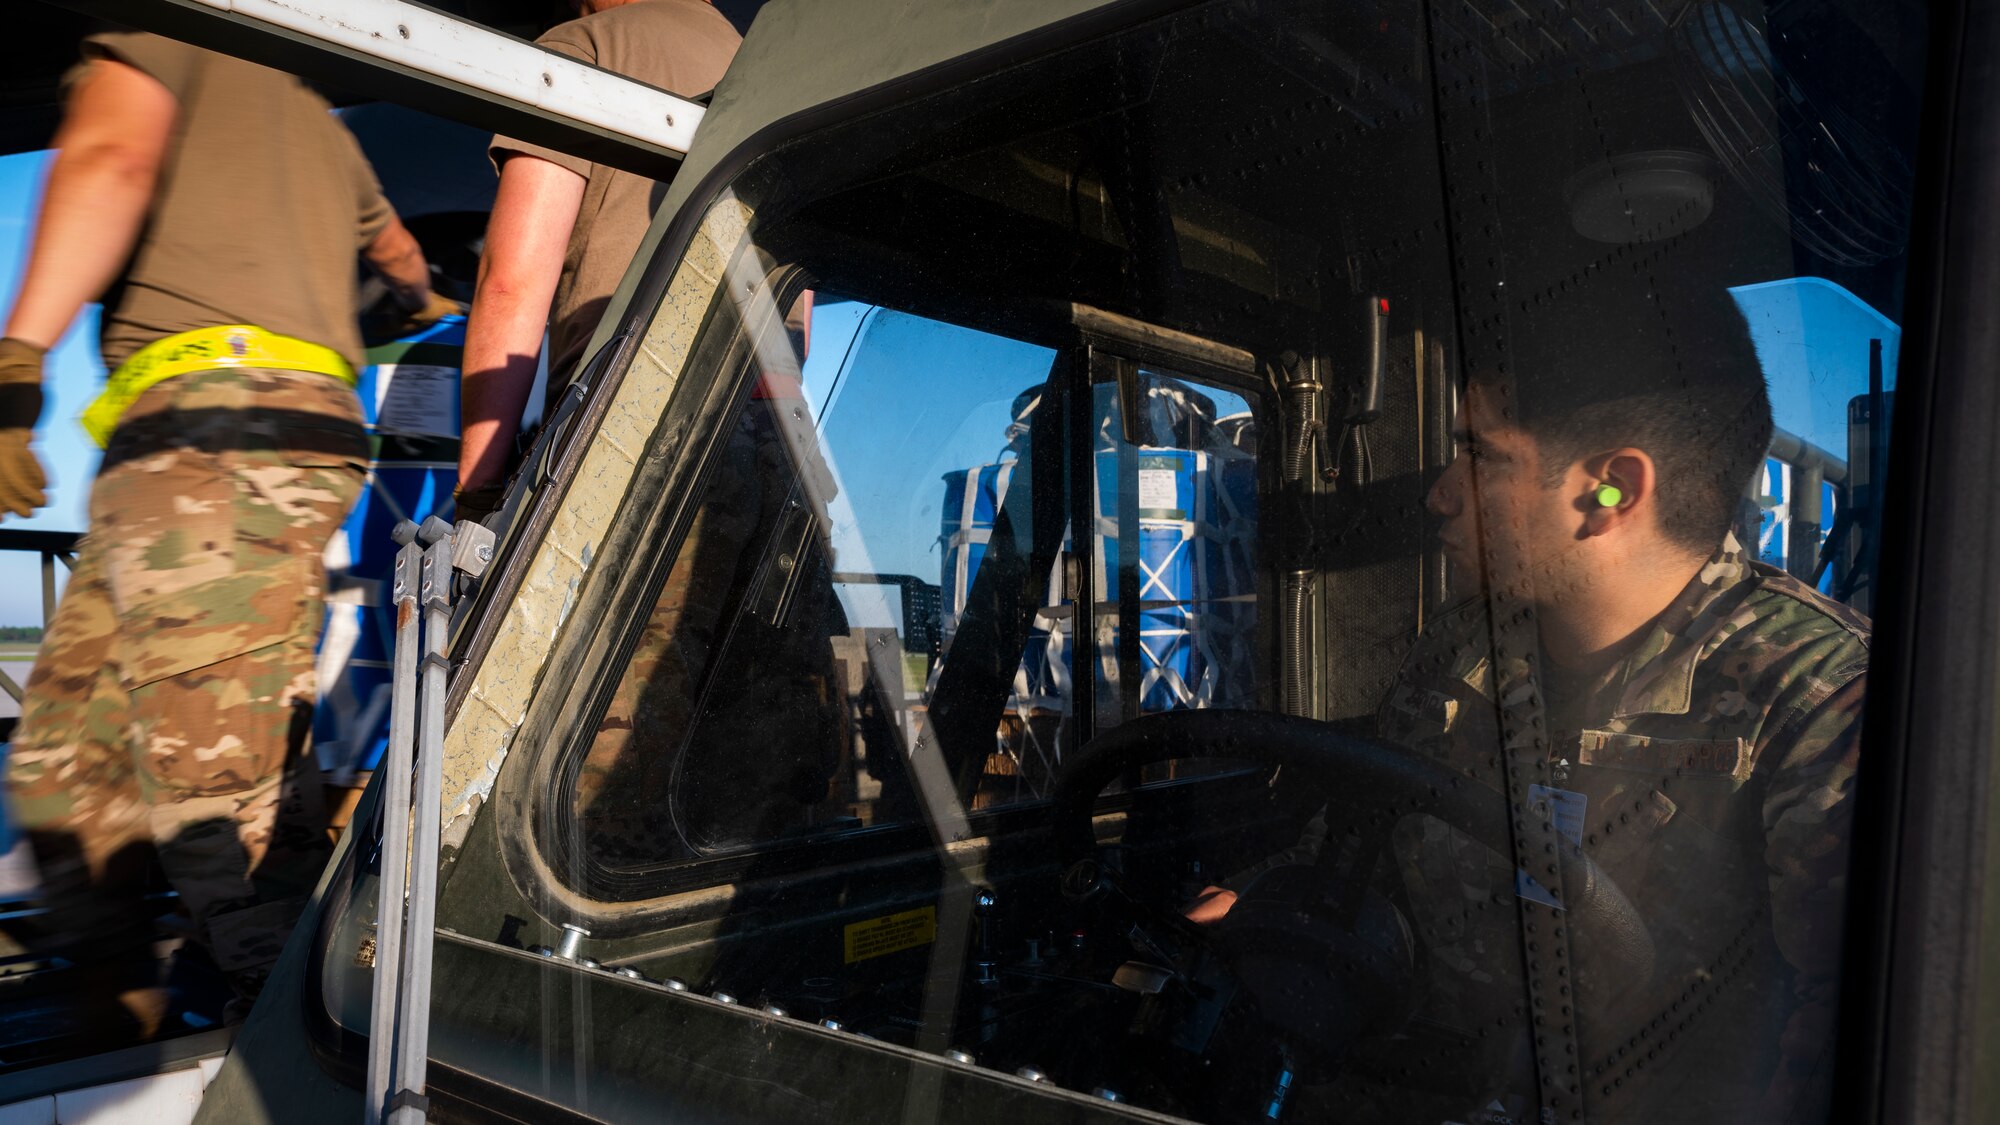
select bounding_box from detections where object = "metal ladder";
[363,515,493,1125]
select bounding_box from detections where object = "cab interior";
[279,0,1922,1121]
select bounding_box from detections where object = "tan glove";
[452,482,505,526]
[0,338,48,520]
[399,290,464,338]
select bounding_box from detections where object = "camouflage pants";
[6,367,366,986]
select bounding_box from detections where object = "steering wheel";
[1050,709,1653,1090]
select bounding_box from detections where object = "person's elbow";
[469,257,555,319]
[473,154,582,317]
[60,140,161,194]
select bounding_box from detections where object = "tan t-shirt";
[80,32,393,374]
[490,0,740,393]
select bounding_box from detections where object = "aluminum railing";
[0,529,79,708]
[1766,426,1849,585]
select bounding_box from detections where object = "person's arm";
[362,214,434,314]
[360,213,458,339]
[1184,885,1240,924]
[459,152,584,492]
[1758,669,1866,1119]
[1184,806,1331,922]
[4,59,177,349]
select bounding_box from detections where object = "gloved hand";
[453,482,505,526]
[388,291,464,341]
[0,338,48,520]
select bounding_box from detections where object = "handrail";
[0,530,81,707]
[0,530,84,555]
[831,571,944,657]
[1769,426,1849,484]
[1766,428,1848,584]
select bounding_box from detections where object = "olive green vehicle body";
[42,0,1987,1121]
[195,3,1168,1122]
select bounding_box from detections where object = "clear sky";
[796,299,1055,634]
[0,150,104,628]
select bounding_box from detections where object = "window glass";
[567,299,1280,865]
[431,0,1930,1121]
[567,300,1061,864]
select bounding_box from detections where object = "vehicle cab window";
[318,1,1935,1122]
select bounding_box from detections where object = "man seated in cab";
[1190,281,1867,1123]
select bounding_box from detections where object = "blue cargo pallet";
[313,315,464,779]
[937,440,1257,740]
[1755,455,1839,592]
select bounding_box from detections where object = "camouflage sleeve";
[1758,663,1866,1114]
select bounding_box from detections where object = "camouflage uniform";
[7,367,366,990]
[1357,533,1867,1123]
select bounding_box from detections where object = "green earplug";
[1594,484,1623,508]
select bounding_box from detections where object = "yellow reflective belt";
[82,324,356,447]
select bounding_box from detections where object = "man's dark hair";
[1470,277,1774,554]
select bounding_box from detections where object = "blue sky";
[0,150,103,627]
[1731,277,1900,458]
[797,301,1044,633]
[802,302,1049,582]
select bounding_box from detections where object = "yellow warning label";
[843,906,937,964]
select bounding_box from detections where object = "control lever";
[1348,295,1389,424]
[1317,295,1391,487]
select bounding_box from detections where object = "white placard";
[1138,467,1179,511]
[374,363,459,439]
